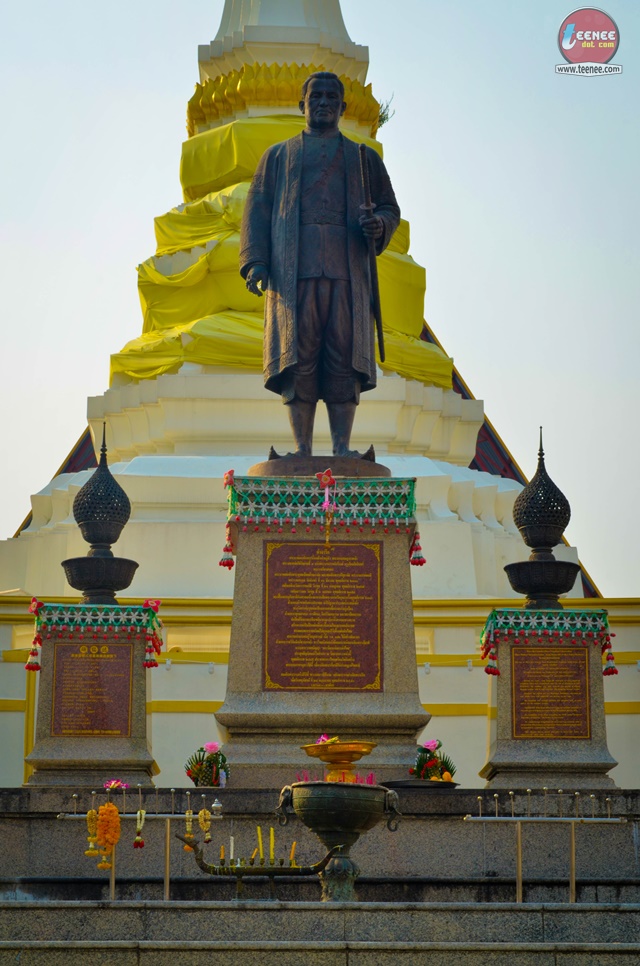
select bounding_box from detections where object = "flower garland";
[133,809,146,848]
[316,468,337,547]
[409,530,426,566]
[183,809,195,852]
[198,807,212,844]
[84,808,100,857]
[219,471,422,569]
[480,608,618,677]
[96,802,121,870]
[25,599,163,672]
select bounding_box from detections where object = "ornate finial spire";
[505,434,579,608]
[512,433,571,549]
[63,426,138,604]
[72,427,132,557]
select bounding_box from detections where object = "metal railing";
[463,790,627,902]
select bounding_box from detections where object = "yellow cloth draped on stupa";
[110,115,453,388]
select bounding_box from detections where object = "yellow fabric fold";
[154,184,249,255]
[111,309,452,389]
[180,115,383,203]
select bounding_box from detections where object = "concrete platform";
[0,901,639,964]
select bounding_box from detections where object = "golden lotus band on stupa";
[110,63,453,389]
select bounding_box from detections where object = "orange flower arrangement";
[96,802,121,870]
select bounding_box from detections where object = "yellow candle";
[269,827,275,865]
[289,840,297,865]
[220,844,225,862]
[250,847,258,862]
[256,825,263,860]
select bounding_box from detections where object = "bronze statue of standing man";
[240,72,400,457]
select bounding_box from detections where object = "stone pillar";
[25,603,159,786]
[216,472,429,786]
[479,609,618,789]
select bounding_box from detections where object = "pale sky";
[0,1,638,595]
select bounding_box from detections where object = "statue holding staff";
[240,71,400,457]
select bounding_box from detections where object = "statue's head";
[299,72,346,132]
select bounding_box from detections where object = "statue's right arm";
[244,263,269,297]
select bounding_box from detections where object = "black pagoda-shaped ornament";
[62,425,138,604]
[504,430,580,609]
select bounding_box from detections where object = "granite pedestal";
[25,611,157,786]
[216,472,429,786]
[480,611,618,789]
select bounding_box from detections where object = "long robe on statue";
[239,132,400,397]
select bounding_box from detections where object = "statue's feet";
[332,444,376,462]
[268,445,312,460]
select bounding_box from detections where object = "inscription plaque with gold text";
[264,542,382,691]
[512,646,590,739]
[51,642,134,737]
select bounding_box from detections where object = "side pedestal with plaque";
[25,604,159,786]
[216,473,429,787]
[479,609,618,788]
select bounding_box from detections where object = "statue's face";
[299,77,346,132]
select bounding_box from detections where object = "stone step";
[2,875,640,905]
[1,940,640,966]
[0,901,639,947]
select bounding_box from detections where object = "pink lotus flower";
[423,739,439,751]
[204,741,220,754]
[316,734,330,743]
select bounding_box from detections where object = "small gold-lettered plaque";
[512,646,590,739]
[51,642,134,737]
[264,542,383,692]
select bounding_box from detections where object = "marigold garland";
[198,807,212,844]
[133,809,146,848]
[96,801,121,870]
[84,808,100,857]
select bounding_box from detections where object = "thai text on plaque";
[51,642,134,737]
[512,646,590,739]
[264,542,383,691]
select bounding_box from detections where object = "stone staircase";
[1,788,638,963]
[0,898,639,964]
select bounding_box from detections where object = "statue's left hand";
[360,214,384,240]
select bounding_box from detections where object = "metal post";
[164,818,171,901]
[515,821,523,903]
[110,843,116,901]
[569,821,576,903]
